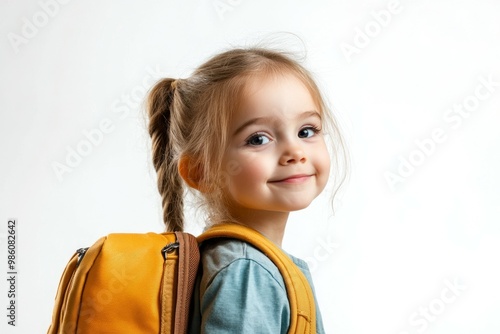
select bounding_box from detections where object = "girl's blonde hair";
[146,47,348,232]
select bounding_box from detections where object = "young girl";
[146,47,347,333]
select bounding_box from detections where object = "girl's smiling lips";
[269,174,313,184]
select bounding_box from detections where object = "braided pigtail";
[146,78,184,232]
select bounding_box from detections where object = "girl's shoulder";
[196,239,326,334]
[193,239,293,334]
[199,239,288,290]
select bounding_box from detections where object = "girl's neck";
[229,209,289,247]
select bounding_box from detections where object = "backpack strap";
[171,231,200,334]
[198,223,316,334]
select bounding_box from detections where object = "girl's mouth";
[269,174,313,184]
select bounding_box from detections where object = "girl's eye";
[298,126,320,138]
[246,133,270,146]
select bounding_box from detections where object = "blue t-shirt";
[188,238,326,333]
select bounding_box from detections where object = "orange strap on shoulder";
[198,223,316,334]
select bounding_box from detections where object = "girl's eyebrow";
[300,110,322,120]
[233,117,271,136]
[233,110,320,137]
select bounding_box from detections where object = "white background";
[1,0,500,333]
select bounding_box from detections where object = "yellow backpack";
[47,223,316,334]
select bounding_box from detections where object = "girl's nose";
[279,143,307,165]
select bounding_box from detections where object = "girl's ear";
[178,155,205,192]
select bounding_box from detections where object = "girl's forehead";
[240,73,319,111]
[229,73,321,127]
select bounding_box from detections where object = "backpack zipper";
[161,242,179,260]
[76,247,89,266]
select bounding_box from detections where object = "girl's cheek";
[325,153,332,171]
[318,141,331,167]
[239,159,267,182]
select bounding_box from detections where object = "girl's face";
[220,73,331,223]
